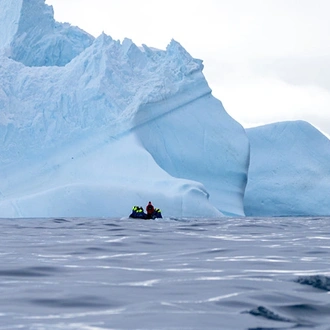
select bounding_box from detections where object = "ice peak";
[17,0,55,35]
[0,0,23,50]
[0,0,94,66]
[167,39,191,57]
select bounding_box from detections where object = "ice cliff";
[244,121,330,216]
[0,0,249,218]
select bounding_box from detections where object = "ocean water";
[1,216,330,330]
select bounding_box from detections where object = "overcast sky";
[45,0,330,137]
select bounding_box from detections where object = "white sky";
[45,0,330,137]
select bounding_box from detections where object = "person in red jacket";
[146,201,155,219]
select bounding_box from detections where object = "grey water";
[1,217,330,330]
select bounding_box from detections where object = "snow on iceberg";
[244,121,330,216]
[0,0,249,218]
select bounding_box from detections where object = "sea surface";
[1,216,330,330]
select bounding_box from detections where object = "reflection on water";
[1,216,330,329]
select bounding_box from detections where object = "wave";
[244,305,294,323]
[245,305,316,329]
[295,275,330,291]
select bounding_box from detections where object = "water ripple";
[0,266,61,277]
[1,217,330,329]
[29,296,114,308]
[295,275,330,291]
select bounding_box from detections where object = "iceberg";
[0,0,249,218]
[244,121,330,216]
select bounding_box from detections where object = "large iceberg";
[244,121,330,216]
[0,0,249,218]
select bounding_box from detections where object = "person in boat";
[145,202,163,219]
[129,206,146,219]
[146,201,155,219]
[154,207,162,218]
